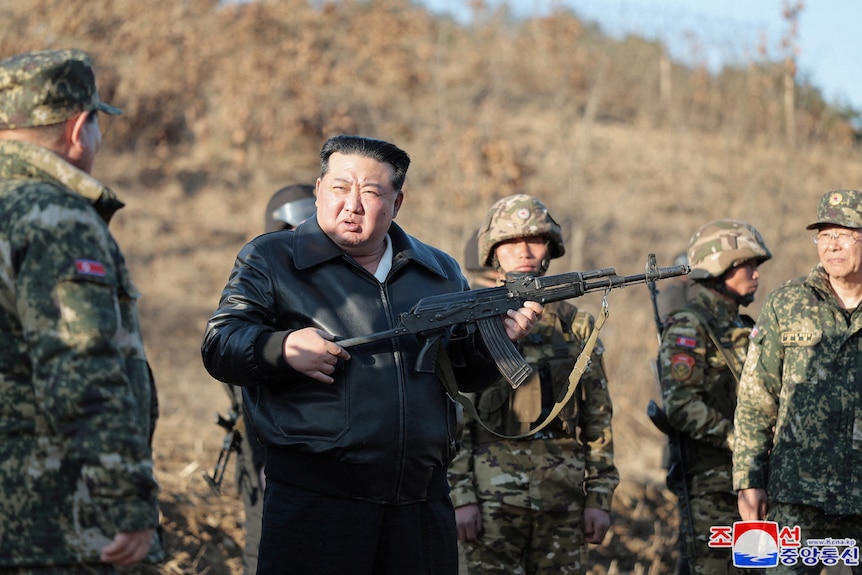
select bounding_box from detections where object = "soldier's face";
[494,237,548,277]
[723,260,760,300]
[816,225,862,283]
[315,152,403,258]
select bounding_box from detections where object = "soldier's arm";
[574,313,618,511]
[447,398,482,541]
[447,393,479,508]
[16,194,158,531]
[733,299,781,491]
[660,312,733,450]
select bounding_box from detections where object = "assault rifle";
[645,253,694,573]
[202,384,244,495]
[338,255,690,388]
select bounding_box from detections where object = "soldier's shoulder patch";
[74,258,106,278]
[670,353,695,381]
[675,335,697,349]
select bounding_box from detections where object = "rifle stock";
[202,384,244,495]
[339,255,690,388]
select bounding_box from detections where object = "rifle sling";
[682,305,743,383]
[437,302,608,441]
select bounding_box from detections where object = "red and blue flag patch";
[675,336,697,349]
[74,258,107,278]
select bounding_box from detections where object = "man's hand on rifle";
[503,301,543,341]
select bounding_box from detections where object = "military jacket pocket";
[780,329,822,384]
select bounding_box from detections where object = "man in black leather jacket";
[201,135,541,575]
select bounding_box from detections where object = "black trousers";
[257,480,458,575]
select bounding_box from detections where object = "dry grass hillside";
[2,0,861,573]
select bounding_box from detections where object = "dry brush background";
[3,0,861,573]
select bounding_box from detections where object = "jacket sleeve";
[201,241,303,386]
[15,202,159,533]
[733,298,781,490]
[573,312,619,512]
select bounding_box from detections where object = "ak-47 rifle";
[339,255,689,389]
[645,253,695,572]
[202,383,244,495]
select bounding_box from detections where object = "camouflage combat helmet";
[264,184,316,232]
[463,228,488,273]
[477,194,565,269]
[687,219,771,280]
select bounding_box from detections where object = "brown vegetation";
[3,0,861,573]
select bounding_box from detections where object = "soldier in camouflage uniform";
[660,219,772,575]
[734,189,862,575]
[0,50,162,572]
[448,194,618,575]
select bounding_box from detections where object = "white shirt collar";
[373,235,394,283]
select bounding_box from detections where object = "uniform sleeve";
[573,312,619,511]
[659,311,733,450]
[732,298,782,490]
[447,393,479,508]
[16,201,158,532]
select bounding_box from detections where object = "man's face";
[815,224,862,282]
[315,152,403,257]
[723,260,760,300]
[493,237,549,277]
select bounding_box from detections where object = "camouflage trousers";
[237,432,263,575]
[679,472,743,575]
[765,502,862,575]
[460,500,587,575]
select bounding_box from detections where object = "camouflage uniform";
[660,219,771,575]
[448,194,618,575]
[734,191,862,575]
[0,50,161,571]
[660,286,753,575]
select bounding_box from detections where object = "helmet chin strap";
[735,292,755,306]
[705,278,754,307]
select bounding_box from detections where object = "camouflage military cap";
[806,189,862,230]
[0,49,121,129]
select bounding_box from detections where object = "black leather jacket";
[202,218,499,504]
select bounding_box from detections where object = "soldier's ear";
[66,111,91,149]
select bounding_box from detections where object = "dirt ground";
[143,421,684,575]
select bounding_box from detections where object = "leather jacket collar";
[293,217,452,280]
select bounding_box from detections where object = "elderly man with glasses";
[733,189,862,575]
